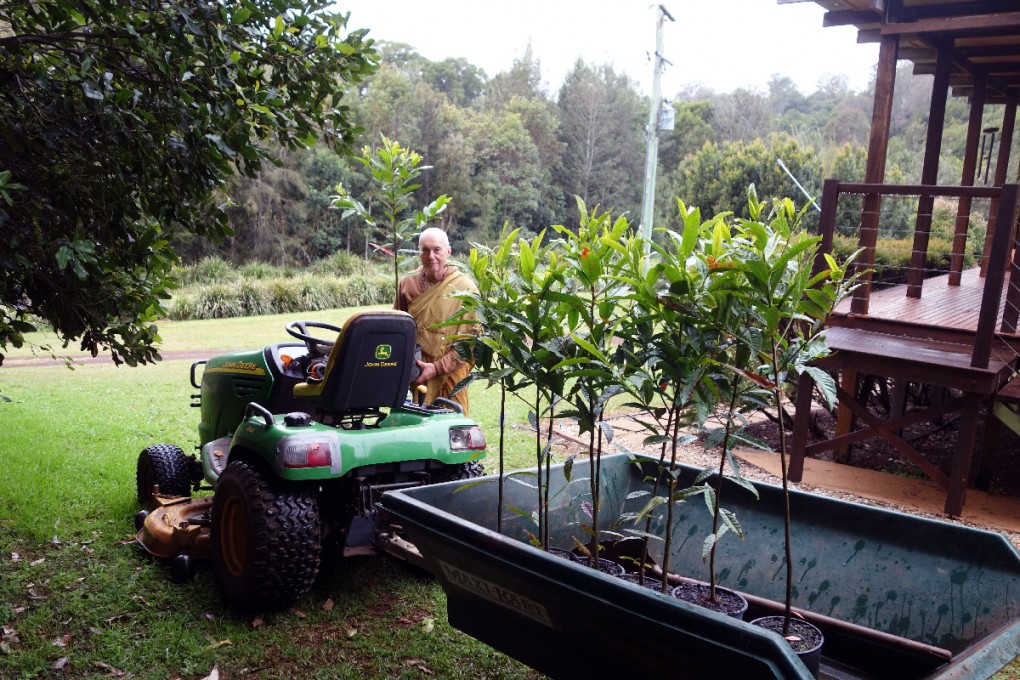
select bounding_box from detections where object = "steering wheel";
[285,320,343,356]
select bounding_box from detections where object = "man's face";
[419,233,451,276]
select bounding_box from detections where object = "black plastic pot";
[672,580,749,620]
[751,616,824,678]
[619,572,665,592]
[546,547,576,562]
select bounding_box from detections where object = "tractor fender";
[201,435,233,484]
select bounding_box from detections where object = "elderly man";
[394,227,479,414]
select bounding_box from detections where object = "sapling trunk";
[544,403,555,550]
[533,382,546,549]
[709,373,742,601]
[586,415,600,568]
[497,375,507,534]
[660,408,683,592]
[640,404,676,592]
[770,341,795,637]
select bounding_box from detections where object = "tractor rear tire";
[211,459,322,611]
[433,460,485,483]
[137,444,191,505]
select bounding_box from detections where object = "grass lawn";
[1,310,540,679]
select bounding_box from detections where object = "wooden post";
[907,47,952,298]
[981,92,1018,275]
[949,76,986,286]
[973,184,1020,367]
[812,179,840,276]
[944,395,980,516]
[789,372,815,483]
[833,368,858,464]
[851,34,899,315]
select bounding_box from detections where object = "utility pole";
[639,4,674,246]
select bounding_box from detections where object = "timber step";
[995,373,1020,406]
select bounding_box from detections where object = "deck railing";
[813,179,1020,369]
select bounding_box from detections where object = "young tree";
[331,136,449,292]
[0,0,376,365]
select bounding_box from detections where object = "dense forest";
[181,39,1017,266]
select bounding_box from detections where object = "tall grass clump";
[176,256,236,285]
[163,273,394,320]
[308,250,378,278]
[238,261,292,280]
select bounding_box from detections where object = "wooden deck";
[830,267,1019,345]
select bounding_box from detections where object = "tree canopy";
[0,0,376,365]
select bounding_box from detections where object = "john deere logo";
[375,344,392,360]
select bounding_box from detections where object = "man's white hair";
[418,227,450,250]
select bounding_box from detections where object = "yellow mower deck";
[136,494,212,560]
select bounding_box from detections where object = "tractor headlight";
[449,425,486,451]
[277,434,340,472]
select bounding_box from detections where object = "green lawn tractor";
[133,309,486,610]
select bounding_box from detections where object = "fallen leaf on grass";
[204,639,232,651]
[93,661,126,676]
[52,633,71,647]
[250,616,264,629]
[51,656,68,670]
[201,667,220,680]
[2,626,19,642]
[397,617,413,627]
[30,558,45,566]
[291,608,306,619]
[0,642,12,655]
[346,628,357,639]
[203,612,215,622]
[10,552,19,562]
[404,658,433,675]
[421,617,435,633]
[322,598,334,612]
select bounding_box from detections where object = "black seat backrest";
[297,310,416,414]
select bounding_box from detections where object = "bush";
[307,250,376,278]
[830,234,976,283]
[162,272,394,320]
[176,256,236,285]
[238,261,291,280]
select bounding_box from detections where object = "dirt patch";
[2,349,216,369]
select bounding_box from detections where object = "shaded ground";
[743,388,1020,499]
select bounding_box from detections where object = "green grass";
[0,309,543,679]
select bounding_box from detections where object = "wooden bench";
[790,327,1017,516]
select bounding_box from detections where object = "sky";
[337,0,881,97]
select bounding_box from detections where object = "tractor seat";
[292,310,416,416]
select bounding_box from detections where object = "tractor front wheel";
[211,459,322,610]
[136,444,192,505]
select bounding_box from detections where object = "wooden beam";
[833,384,951,490]
[981,94,1019,277]
[950,75,986,286]
[804,396,963,456]
[907,45,953,298]
[853,33,900,316]
[823,10,881,28]
[881,13,1020,37]
[973,183,1020,367]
